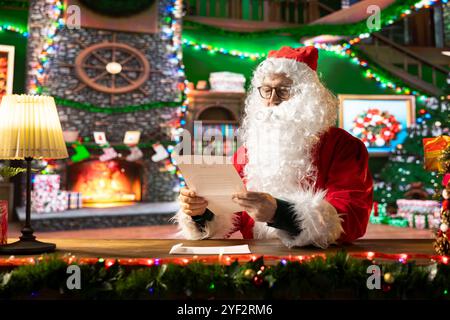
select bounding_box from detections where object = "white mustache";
[251,99,307,123]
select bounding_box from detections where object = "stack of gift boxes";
[396,199,441,230]
[31,174,82,213]
[370,200,441,229]
[370,202,409,227]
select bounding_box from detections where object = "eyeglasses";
[257,86,292,100]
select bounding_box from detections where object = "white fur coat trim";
[272,189,344,248]
[171,209,238,240]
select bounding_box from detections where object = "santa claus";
[173,46,373,248]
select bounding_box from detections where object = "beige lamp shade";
[0,94,69,159]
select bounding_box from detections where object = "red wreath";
[352,108,402,147]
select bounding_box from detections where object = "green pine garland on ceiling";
[0,0,436,38]
[66,141,175,150]
[184,0,432,38]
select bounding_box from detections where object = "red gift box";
[0,200,7,245]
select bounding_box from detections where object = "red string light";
[0,251,448,267]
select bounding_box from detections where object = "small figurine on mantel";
[196,80,208,91]
[174,46,373,249]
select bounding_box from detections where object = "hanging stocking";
[99,147,118,162]
[71,143,91,163]
[151,143,169,162]
[126,146,143,162]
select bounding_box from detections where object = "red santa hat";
[267,46,319,72]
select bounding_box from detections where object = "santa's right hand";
[178,187,208,216]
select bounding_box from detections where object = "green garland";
[54,97,181,114]
[1,251,449,300]
[66,141,175,150]
[184,0,427,38]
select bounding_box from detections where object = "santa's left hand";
[232,191,277,222]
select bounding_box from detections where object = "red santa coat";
[173,127,373,248]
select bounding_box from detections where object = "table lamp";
[0,94,68,254]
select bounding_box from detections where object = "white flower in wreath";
[353,127,362,135]
[383,130,391,137]
[372,115,382,122]
[375,137,386,147]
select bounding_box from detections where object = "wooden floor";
[7,222,434,239]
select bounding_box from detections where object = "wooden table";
[1,238,435,260]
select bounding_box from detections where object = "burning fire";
[70,160,141,207]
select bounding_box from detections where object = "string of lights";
[0,251,448,267]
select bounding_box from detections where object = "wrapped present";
[396,199,441,217]
[209,72,246,92]
[423,136,450,172]
[405,213,441,230]
[31,190,68,213]
[68,192,83,209]
[371,202,387,217]
[33,174,61,193]
[0,200,7,245]
[387,217,409,228]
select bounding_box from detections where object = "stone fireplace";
[18,0,183,229]
[25,0,182,205]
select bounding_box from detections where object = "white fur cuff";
[275,189,344,248]
[171,209,238,240]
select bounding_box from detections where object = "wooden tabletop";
[1,238,435,259]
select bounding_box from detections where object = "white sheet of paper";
[169,243,251,255]
[174,155,246,216]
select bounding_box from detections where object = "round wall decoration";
[74,40,150,95]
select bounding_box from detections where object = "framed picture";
[0,45,15,100]
[123,131,141,146]
[338,95,416,156]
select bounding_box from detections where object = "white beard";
[240,93,333,200]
